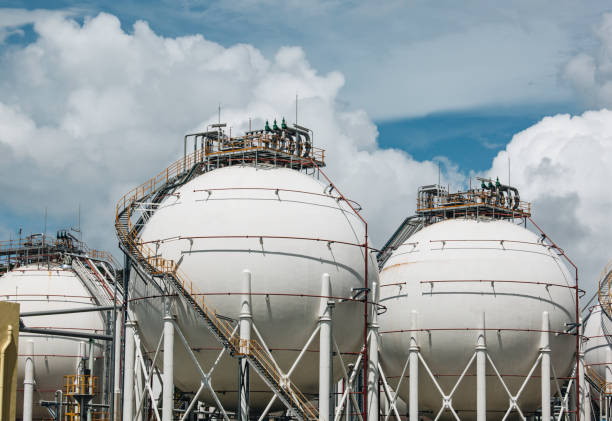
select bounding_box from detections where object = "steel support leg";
[23,340,34,421]
[113,311,122,421]
[163,301,175,421]
[579,317,589,421]
[123,321,136,421]
[320,273,333,421]
[238,270,252,421]
[368,281,379,421]
[476,313,486,421]
[136,352,144,421]
[541,311,551,421]
[409,310,419,421]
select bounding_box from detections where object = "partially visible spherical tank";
[584,263,612,390]
[584,305,612,388]
[378,218,576,420]
[0,263,106,421]
[130,165,377,409]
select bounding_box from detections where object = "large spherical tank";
[130,165,376,409]
[0,263,106,421]
[378,219,576,420]
[584,305,612,382]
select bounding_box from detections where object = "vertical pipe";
[606,347,612,421]
[122,321,136,421]
[409,310,418,421]
[541,311,551,421]
[363,228,369,421]
[162,300,174,421]
[135,352,144,421]
[88,339,95,421]
[113,312,122,421]
[476,313,486,421]
[579,317,588,421]
[23,340,34,421]
[239,270,252,421]
[320,273,333,421]
[367,281,379,421]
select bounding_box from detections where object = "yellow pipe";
[0,325,14,420]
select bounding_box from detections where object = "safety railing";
[202,133,325,164]
[0,236,118,268]
[586,366,612,395]
[416,191,531,216]
[64,374,97,396]
[598,261,612,317]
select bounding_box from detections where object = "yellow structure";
[0,302,19,421]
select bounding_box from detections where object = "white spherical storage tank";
[0,263,106,421]
[378,218,576,420]
[129,164,376,409]
[584,304,612,390]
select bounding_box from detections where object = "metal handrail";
[0,237,118,269]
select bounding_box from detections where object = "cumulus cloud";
[564,13,612,108]
[487,110,612,295]
[2,9,607,300]
[0,10,446,255]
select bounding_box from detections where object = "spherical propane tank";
[378,219,576,419]
[584,305,612,386]
[130,165,376,409]
[0,263,106,420]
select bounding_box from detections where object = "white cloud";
[487,109,612,296]
[563,13,612,109]
[0,11,444,255]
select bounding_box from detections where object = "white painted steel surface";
[0,264,106,420]
[584,305,612,382]
[378,219,576,420]
[130,165,376,409]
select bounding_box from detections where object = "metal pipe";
[23,340,34,421]
[20,305,116,317]
[541,311,551,421]
[20,327,112,341]
[135,351,144,421]
[112,311,122,421]
[367,281,379,421]
[238,270,252,421]
[476,313,486,421]
[122,321,135,421]
[320,273,332,421]
[162,300,174,421]
[409,311,418,421]
[88,339,94,421]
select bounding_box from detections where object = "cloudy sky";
[1,1,612,296]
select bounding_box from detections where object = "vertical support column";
[409,310,419,421]
[163,300,175,421]
[123,321,136,421]
[541,311,551,421]
[238,270,252,421]
[606,347,612,421]
[476,313,486,421]
[320,273,333,421]
[113,312,122,421]
[88,339,95,421]
[579,317,589,421]
[367,281,379,421]
[23,340,34,421]
[135,352,144,421]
